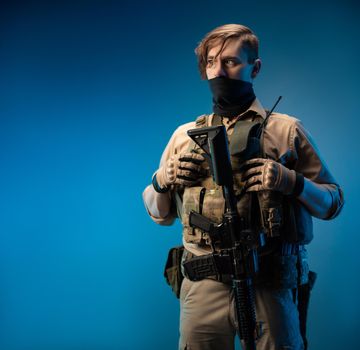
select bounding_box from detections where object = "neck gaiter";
[208,76,256,117]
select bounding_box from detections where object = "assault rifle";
[186,97,282,349]
[187,125,260,350]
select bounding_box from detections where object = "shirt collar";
[239,98,267,120]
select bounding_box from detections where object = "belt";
[182,249,233,284]
[182,243,307,288]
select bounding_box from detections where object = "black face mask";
[208,76,256,118]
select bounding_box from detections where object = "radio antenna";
[257,96,282,138]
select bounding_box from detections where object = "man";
[143,24,344,350]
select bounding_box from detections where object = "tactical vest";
[175,113,300,248]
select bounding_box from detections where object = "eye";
[224,59,237,67]
[206,58,214,67]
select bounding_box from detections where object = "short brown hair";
[195,24,259,79]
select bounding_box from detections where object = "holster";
[297,270,317,350]
[163,245,185,298]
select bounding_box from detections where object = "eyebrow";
[207,55,240,60]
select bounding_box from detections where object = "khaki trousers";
[179,277,304,350]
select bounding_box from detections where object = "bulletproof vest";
[175,113,299,248]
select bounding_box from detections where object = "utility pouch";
[257,190,283,238]
[164,245,185,298]
[280,196,299,242]
[182,185,224,245]
[255,254,298,289]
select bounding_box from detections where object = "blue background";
[0,0,359,349]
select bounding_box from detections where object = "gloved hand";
[241,158,296,195]
[155,152,205,189]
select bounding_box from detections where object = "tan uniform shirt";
[143,99,344,256]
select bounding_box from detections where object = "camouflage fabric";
[181,115,258,246]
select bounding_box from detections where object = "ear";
[251,59,261,79]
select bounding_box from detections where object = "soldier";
[143,24,344,350]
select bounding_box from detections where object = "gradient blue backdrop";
[0,0,359,349]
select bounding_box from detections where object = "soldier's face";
[206,39,260,82]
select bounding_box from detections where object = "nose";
[209,60,227,78]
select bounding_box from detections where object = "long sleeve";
[142,121,196,225]
[291,120,344,219]
[142,185,176,225]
